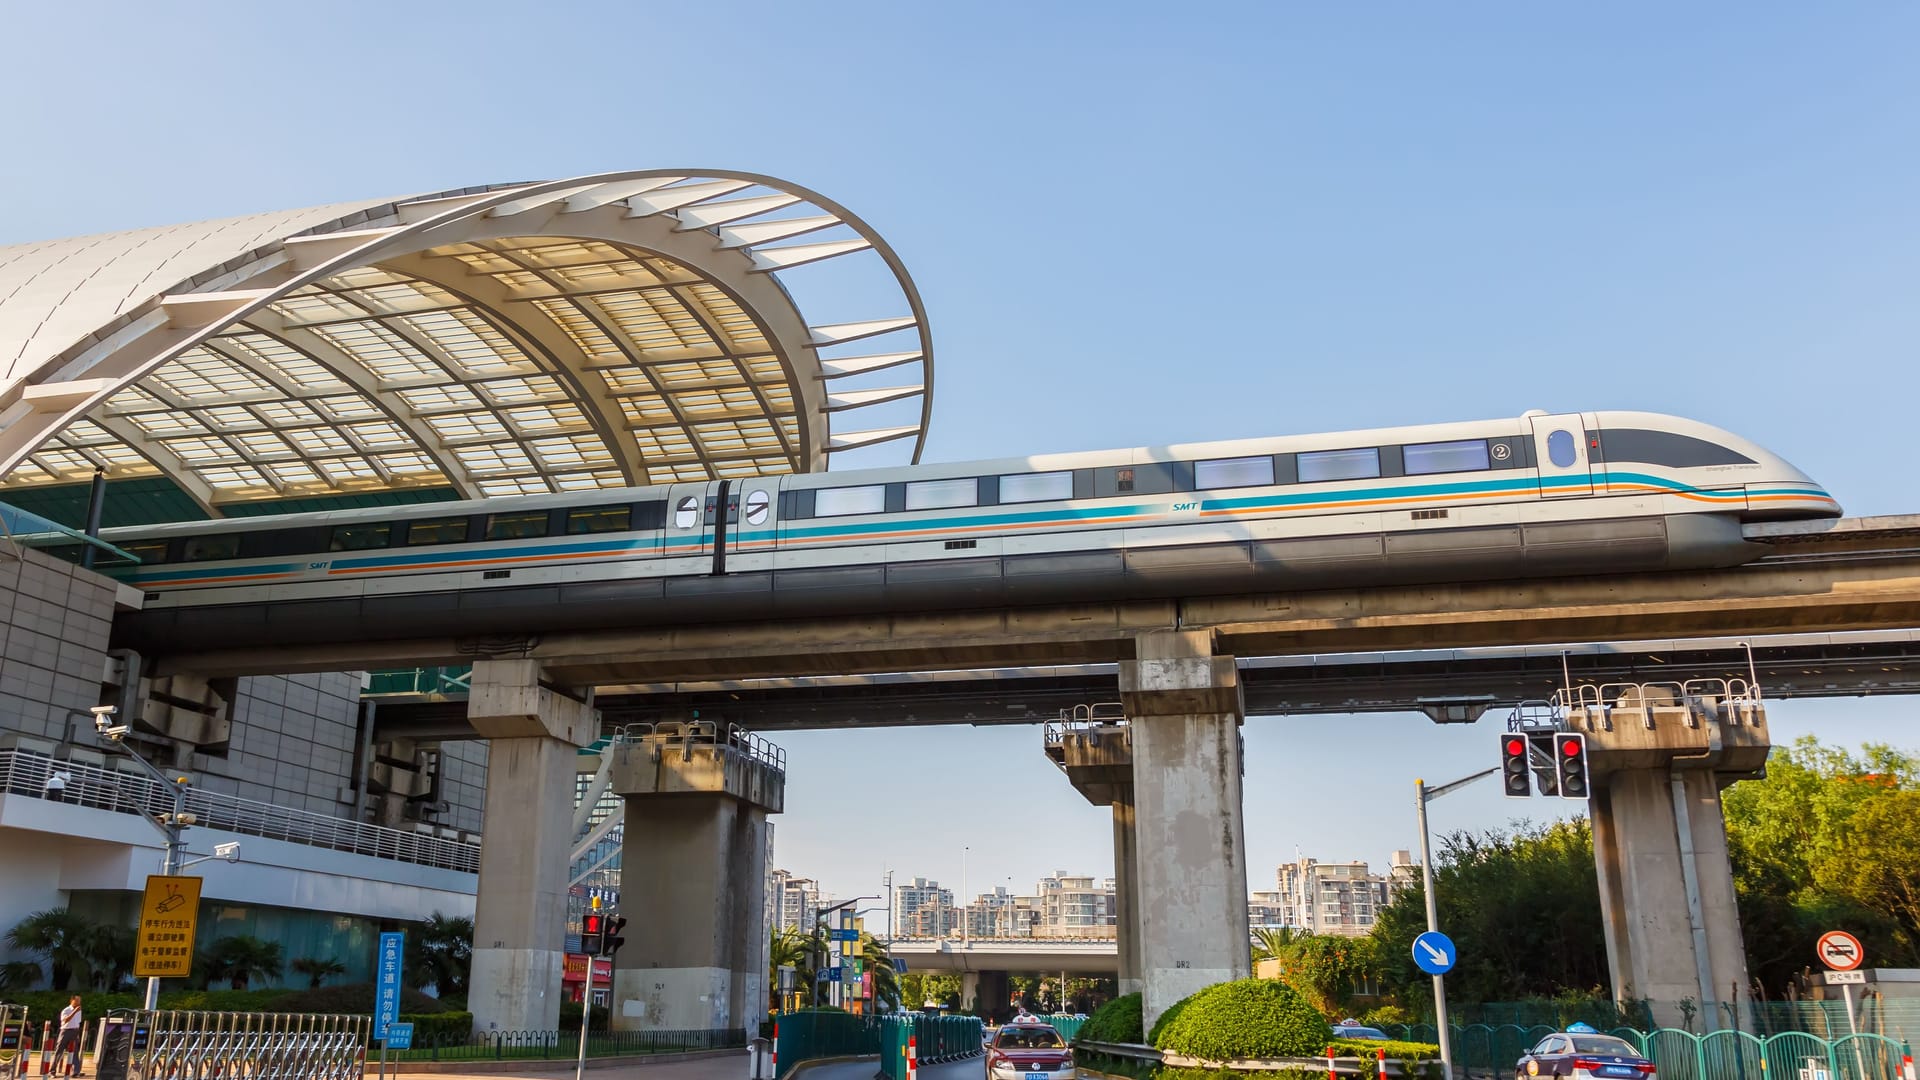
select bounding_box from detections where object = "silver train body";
[103,410,1839,653]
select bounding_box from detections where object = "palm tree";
[291,956,347,989]
[404,913,473,997]
[6,909,94,990]
[768,927,818,1010]
[84,924,135,991]
[201,935,284,989]
[0,960,43,992]
[1252,926,1307,966]
[859,932,901,1012]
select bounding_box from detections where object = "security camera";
[90,705,118,717]
[213,842,241,863]
[100,724,130,742]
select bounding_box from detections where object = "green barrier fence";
[1385,1025,1914,1080]
[773,1011,888,1079]
[879,1014,988,1080]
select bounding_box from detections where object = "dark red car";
[986,1023,1074,1080]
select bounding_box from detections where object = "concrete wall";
[0,545,117,740]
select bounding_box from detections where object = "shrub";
[558,1000,609,1031]
[403,1011,473,1044]
[1150,979,1333,1061]
[1074,993,1144,1045]
[1360,1005,1411,1028]
[1330,1038,1441,1060]
[265,983,449,1014]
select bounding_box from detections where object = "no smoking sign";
[1816,930,1864,971]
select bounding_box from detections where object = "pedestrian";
[58,995,82,1077]
[45,768,71,803]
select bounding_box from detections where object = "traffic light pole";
[1416,767,1494,1080]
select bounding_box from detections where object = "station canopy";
[0,171,932,523]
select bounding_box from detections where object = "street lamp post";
[961,846,969,948]
[1415,767,1495,1080]
[91,707,199,1011]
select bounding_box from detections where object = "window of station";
[815,484,887,518]
[182,535,241,562]
[905,477,978,511]
[1297,447,1381,483]
[329,523,391,552]
[1194,455,1275,490]
[406,517,470,545]
[485,511,550,541]
[998,471,1073,504]
[567,505,632,534]
[1403,439,1491,476]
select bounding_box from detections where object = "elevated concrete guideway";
[150,514,1920,684]
[887,938,1121,974]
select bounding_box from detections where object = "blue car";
[1516,1032,1655,1080]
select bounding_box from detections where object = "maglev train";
[102,410,1839,653]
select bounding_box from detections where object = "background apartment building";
[1270,851,1420,937]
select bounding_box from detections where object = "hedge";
[399,1012,473,1043]
[0,986,456,1021]
[1150,980,1333,1061]
[1327,1038,1440,1061]
[1075,993,1144,1046]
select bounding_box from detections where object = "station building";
[0,171,931,989]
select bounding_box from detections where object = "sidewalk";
[387,1048,746,1080]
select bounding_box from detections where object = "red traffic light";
[1505,738,1525,756]
[584,914,602,935]
[1562,738,1582,757]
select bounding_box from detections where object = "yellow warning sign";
[135,875,201,978]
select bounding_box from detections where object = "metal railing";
[1384,1024,1914,1080]
[0,749,479,873]
[1556,678,1766,731]
[391,1027,745,1062]
[1042,703,1128,750]
[122,1010,368,1080]
[363,666,474,697]
[615,721,787,774]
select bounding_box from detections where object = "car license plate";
[1601,1068,1636,1077]
[1026,1072,1051,1079]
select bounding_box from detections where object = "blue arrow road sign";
[1412,931,1456,975]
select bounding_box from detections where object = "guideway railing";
[1384,1024,1915,1080]
[0,749,479,873]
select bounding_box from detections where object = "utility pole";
[99,720,193,1011]
[1416,767,1495,1080]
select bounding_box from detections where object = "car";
[986,1022,1074,1080]
[1332,1025,1391,1041]
[1516,1032,1656,1080]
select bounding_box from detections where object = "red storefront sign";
[562,955,613,983]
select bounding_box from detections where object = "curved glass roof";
[0,172,932,516]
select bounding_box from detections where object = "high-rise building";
[1270,854,1418,937]
[894,877,955,938]
[1034,872,1116,937]
[771,871,824,933]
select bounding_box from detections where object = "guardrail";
[0,749,479,874]
[1383,1024,1915,1080]
[1041,703,1128,750]
[392,1027,744,1062]
[616,721,787,774]
[116,1010,368,1080]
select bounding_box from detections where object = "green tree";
[0,960,43,992]
[859,931,901,1011]
[1369,819,1605,1007]
[899,971,961,1011]
[84,923,135,991]
[769,926,820,1009]
[404,913,473,997]
[291,956,347,989]
[1281,933,1378,1016]
[1252,926,1306,966]
[6,909,94,991]
[201,935,284,989]
[1836,789,1920,954]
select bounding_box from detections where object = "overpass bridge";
[888,937,1120,975]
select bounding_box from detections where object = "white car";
[986,1023,1074,1080]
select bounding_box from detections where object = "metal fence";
[1385,1024,1916,1080]
[117,1010,367,1080]
[1438,1000,1920,1038]
[390,1027,745,1062]
[0,749,479,873]
[879,1014,988,1079]
[773,1011,888,1078]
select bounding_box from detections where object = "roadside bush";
[1150,979,1332,1061]
[1359,1005,1411,1028]
[1329,1038,1441,1061]
[1074,993,1144,1045]
[402,1012,473,1044]
[558,1000,609,1031]
[266,983,449,1015]
[0,989,292,1018]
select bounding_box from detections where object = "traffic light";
[1555,733,1590,800]
[1501,734,1531,798]
[600,916,627,958]
[582,913,603,956]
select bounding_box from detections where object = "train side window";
[486,511,550,541]
[120,540,170,565]
[330,523,391,552]
[567,505,633,534]
[406,517,470,545]
[1547,430,1578,468]
[998,471,1073,504]
[1599,428,1755,468]
[673,497,700,529]
[815,485,887,518]
[905,477,978,511]
[1194,455,1275,490]
[1404,439,1491,476]
[1297,447,1381,483]
[182,535,241,562]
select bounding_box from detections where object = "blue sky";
[4,3,1916,909]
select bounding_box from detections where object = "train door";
[1528,413,1593,497]
[665,482,717,560]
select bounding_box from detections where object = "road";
[795,1052,984,1080]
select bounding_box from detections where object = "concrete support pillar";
[1111,790,1143,998]
[465,660,597,1035]
[1591,766,1750,1026]
[962,970,1009,1020]
[606,727,784,1033]
[1119,630,1250,1031]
